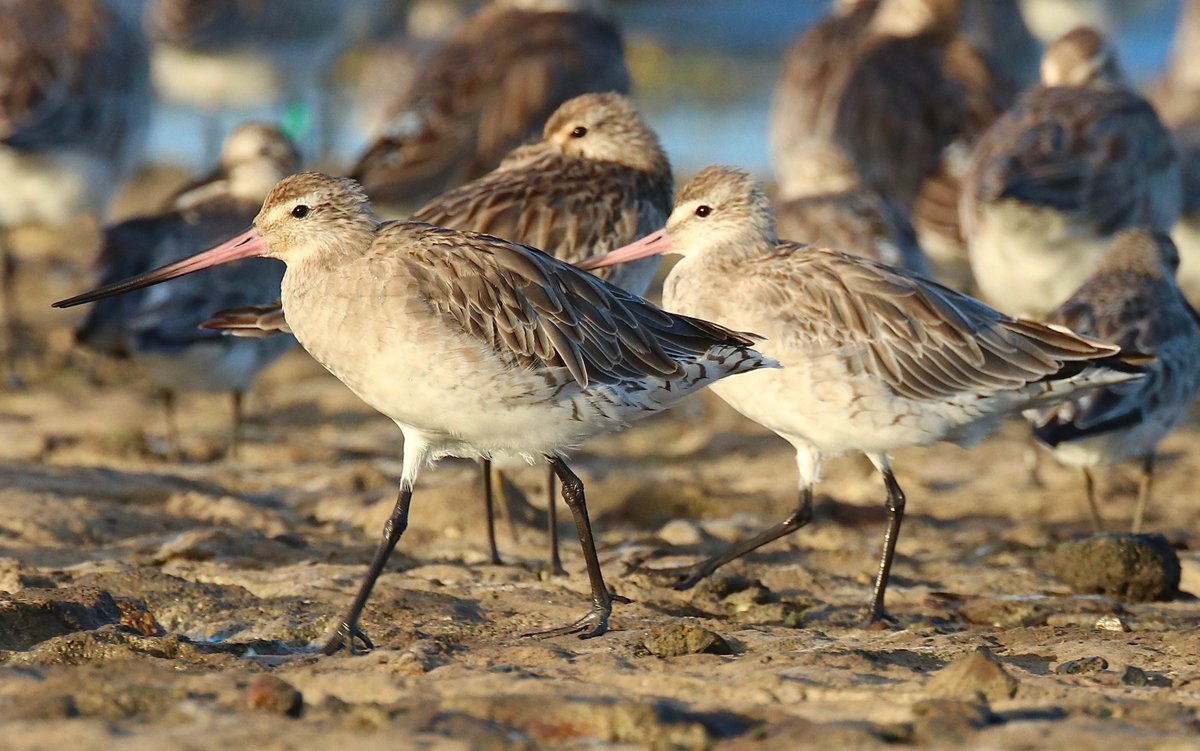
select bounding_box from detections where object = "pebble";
[1054,656,1108,675]
[243,674,303,717]
[657,519,704,547]
[926,647,1019,702]
[643,624,733,657]
[1050,534,1180,602]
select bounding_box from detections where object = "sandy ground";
[2,222,1200,750]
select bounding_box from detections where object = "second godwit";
[54,171,773,654]
[582,166,1145,623]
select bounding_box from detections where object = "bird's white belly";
[968,201,1107,317]
[1172,217,1200,307]
[0,147,112,225]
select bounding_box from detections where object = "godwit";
[768,0,1014,277]
[962,27,1181,318]
[351,0,630,213]
[0,0,149,372]
[204,92,672,568]
[73,123,300,459]
[54,171,773,654]
[581,166,1144,623]
[1028,230,1200,534]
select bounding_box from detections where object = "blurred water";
[142,0,1185,181]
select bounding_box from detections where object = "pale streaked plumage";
[74,124,300,457]
[583,166,1144,622]
[55,171,772,654]
[962,27,1181,318]
[207,92,673,569]
[351,0,630,212]
[1029,230,1200,533]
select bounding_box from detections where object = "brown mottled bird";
[583,165,1145,624]
[73,123,301,459]
[962,27,1181,318]
[768,0,1014,276]
[350,0,630,213]
[54,171,773,654]
[1028,230,1200,534]
[0,0,149,371]
[206,93,673,570]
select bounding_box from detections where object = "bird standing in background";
[204,93,673,571]
[962,26,1181,318]
[0,0,150,375]
[582,166,1145,623]
[74,123,301,459]
[351,0,630,214]
[1028,230,1200,534]
[55,171,774,654]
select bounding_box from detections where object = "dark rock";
[926,647,1018,702]
[0,587,161,650]
[643,624,733,657]
[1050,534,1180,601]
[243,674,302,717]
[1055,656,1109,675]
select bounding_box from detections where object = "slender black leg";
[546,463,565,575]
[162,390,181,462]
[523,456,617,639]
[1131,454,1155,534]
[628,487,814,591]
[228,391,244,460]
[867,465,907,624]
[1,234,18,376]
[322,485,414,655]
[481,459,502,565]
[1083,468,1104,532]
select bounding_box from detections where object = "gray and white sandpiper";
[204,92,673,569]
[54,171,773,654]
[1028,230,1200,534]
[581,166,1145,623]
[0,0,150,368]
[962,26,1181,318]
[351,0,630,213]
[73,123,300,459]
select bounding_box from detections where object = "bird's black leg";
[523,456,617,639]
[1131,453,1155,534]
[481,459,502,565]
[546,463,565,575]
[228,390,244,460]
[322,485,414,655]
[628,487,814,591]
[867,463,906,624]
[1083,468,1104,532]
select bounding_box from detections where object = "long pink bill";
[53,227,269,309]
[576,229,674,271]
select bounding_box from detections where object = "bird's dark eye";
[695,205,712,218]
[570,126,587,138]
[291,204,310,218]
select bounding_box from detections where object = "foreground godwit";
[74,124,300,458]
[769,0,1014,273]
[204,93,672,568]
[581,166,1144,623]
[0,0,149,370]
[962,27,1181,318]
[351,0,630,213]
[1028,230,1200,534]
[54,171,773,653]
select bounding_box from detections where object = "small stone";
[243,674,303,717]
[1050,534,1180,602]
[926,647,1019,702]
[1054,656,1108,675]
[643,623,733,657]
[1121,666,1149,686]
[1094,614,1129,633]
[657,519,704,547]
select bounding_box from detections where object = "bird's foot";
[522,599,615,640]
[321,621,375,656]
[864,609,899,631]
